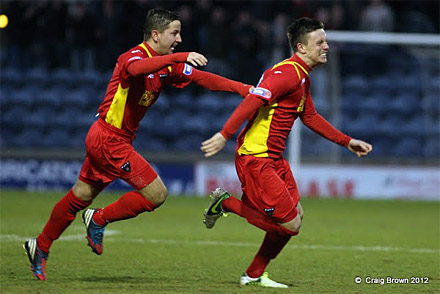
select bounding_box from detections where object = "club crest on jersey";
[183,64,193,75]
[250,87,272,99]
[121,161,131,172]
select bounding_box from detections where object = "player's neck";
[145,40,162,56]
[295,53,316,69]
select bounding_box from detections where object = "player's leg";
[83,174,164,255]
[240,232,291,288]
[24,179,102,280]
[239,156,299,287]
[84,150,166,255]
[91,175,166,226]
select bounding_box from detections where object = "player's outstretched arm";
[347,139,373,157]
[201,132,227,158]
[127,52,207,76]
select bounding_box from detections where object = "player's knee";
[280,214,302,233]
[72,180,101,202]
[154,185,167,206]
[299,209,304,220]
[139,177,167,206]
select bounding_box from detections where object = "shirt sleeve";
[300,95,352,147]
[220,95,265,140]
[251,65,300,105]
[166,66,251,97]
[126,52,189,77]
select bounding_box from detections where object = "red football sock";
[93,191,157,225]
[221,196,244,217]
[246,232,292,278]
[223,196,297,236]
[37,189,91,253]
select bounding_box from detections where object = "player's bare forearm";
[201,132,227,158]
[347,139,373,157]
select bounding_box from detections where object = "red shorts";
[235,154,299,223]
[79,119,157,191]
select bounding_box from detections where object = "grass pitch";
[1,189,439,293]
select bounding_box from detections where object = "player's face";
[303,29,329,67]
[156,20,182,55]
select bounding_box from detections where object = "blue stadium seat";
[370,75,393,95]
[424,137,440,157]
[9,129,45,147]
[1,67,22,88]
[196,93,223,114]
[360,93,388,114]
[133,134,167,151]
[64,88,92,110]
[36,86,65,108]
[222,94,242,113]
[393,74,422,96]
[174,135,205,151]
[25,67,49,88]
[182,115,211,136]
[174,92,194,111]
[69,130,87,148]
[2,106,28,128]
[404,114,425,137]
[341,93,363,112]
[379,115,404,137]
[9,86,40,108]
[51,68,76,89]
[76,69,102,88]
[341,75,369,96]
[41,129,73,148]
[395,138,423,157]
[343,113,378,137]
[311,96,330,115]
[152,92,170,113]
[369,137,394,156]
[388,93,419,115]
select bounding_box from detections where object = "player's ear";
[297,42,306,54]
[151,30,159,42]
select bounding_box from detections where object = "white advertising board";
[195,161,440,200]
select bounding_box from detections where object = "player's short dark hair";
[143,9,180,41]
[287,17,325,52]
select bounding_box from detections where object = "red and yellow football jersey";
[236,54,350,158]
[98,42,194,138]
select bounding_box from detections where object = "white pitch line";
[1,233,438,254]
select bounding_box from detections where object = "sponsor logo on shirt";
[250,87,272,99]
[274,71,282,74]
[138,91,155,107]
[301,78,306,85]
[131,49,142,54]
[148,74,154,79]
[183,64,193,75]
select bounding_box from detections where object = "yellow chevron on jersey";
[105,83,129,129]
[237,101,278,157]
[140,42,172,72]
[271,60,309,80]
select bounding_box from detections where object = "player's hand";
[347,139,373,157]
[187,52,208,67]
[201,132,227,158]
